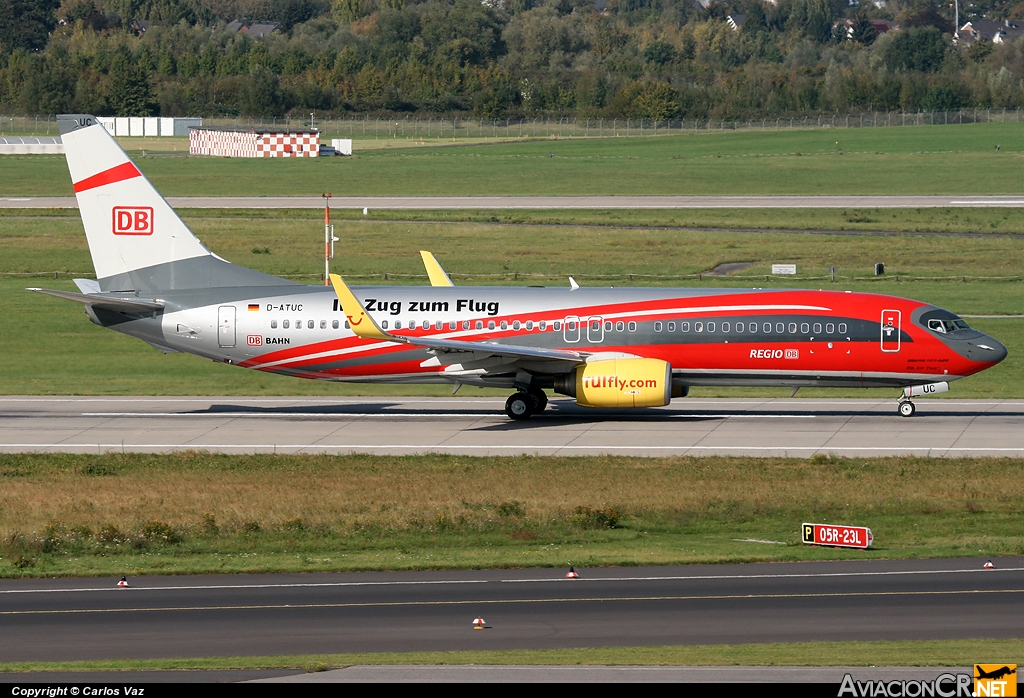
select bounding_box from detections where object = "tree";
[883,26,948,72]
[850,16,876,45]
[0,0,59,52]
[108,53,157,115]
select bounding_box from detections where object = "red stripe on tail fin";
[73,161,141,193]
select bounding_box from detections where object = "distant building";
[225,20,279,39]
[957,19,1024,45]
[869,19,898,35]
[727,13,746,30]
[190,127,320,158]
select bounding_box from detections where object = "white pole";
[323,193,332,285]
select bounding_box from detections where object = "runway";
[5,195,1024,209]
[2,396,1023,457]
[0,558,1020,662]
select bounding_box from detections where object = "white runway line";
[3,566,1020,596]
[4,444,1024,452]
[79,412,817,419]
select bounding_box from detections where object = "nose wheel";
[898,400,915,417]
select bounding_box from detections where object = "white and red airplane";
[33,114,1007,419]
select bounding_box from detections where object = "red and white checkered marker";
[117,576,129,588]
[566,566,579,579]
[473,618,485,629]
[984,560,995,569]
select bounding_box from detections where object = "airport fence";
[3,109,1024,139]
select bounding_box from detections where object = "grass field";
[2,639,1020,672]
[4,123,1024,197]
[1,453,1022,578]
[1,210,1021,396]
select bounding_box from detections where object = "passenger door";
[881,309,900,353]
[218,306,236,347]
[587,316,604,343]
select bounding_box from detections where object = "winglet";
[419,251,454,287]
[328,274,393,340]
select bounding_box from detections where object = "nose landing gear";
[898,400,916,417]
[505,388,548,420]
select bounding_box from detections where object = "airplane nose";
[967,335,1008,364]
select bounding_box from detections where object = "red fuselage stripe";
[73,162,142,193]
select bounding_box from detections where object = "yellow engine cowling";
[574,358,672,408]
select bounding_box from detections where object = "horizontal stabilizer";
[28,288,164,313]
[419,251,455,287]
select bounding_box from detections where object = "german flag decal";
[248,304,260,312]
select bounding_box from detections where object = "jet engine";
[554,358,673,408]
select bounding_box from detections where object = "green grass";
[1,639,1020,672]
[4,123,1024,197]
[1,211,1022,396]
[2,453,1022,578]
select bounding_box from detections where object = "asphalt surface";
[255,665,976,683]
[2,396,1023,457]
[0,558,1020,662]
[5,195,1024,209]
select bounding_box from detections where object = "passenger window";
[541,321,549,331]
[283,320,290,329]
[763,323,771,333]
[526,321,534,330]
[667,322,676,332]
[500,321,508,330]
[615,321,624,332]
[722,322,730,332]
[381,320,389,329]
[307,320,313,329]
[813,323,822,334]
[707,322,715,332]
[590,320,600,331]
[332,320,339,330]
[681,322,689,332]
[776,323,785,334]
[475,321,483,330]
[605,321,613,331]
[409,320,417,330]
[736,322,744,332]
[513,320,520,330]
[462,321,470,330]
[295,319,301,329]
[450,321,457,330]
[320,320,327,329]
[394,321,402,329]
[344,320,350,329]
[436,321,443,330]
[826,323,835,333]
[568,321,577,330]
[801,323,809,333]
[271,320,278,329]
[695,322,703,332]
[627,321,636,332]
[788,323,796,334]
[488,321,496,330]
[839,323,848,334]
[551,321,559,331]
[655,322,663,332]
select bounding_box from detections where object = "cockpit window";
[925,315,970,334]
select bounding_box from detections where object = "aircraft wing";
[328,274,581,366]
[419,251,454,287]
[28,288,165,313]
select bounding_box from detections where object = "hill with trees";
[2,0,1023,118]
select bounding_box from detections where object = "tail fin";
[58,115,293,293]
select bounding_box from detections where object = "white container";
[97,117,116,135]
[331,138,353,155]
[159,117,175,136]
[114,117,130,136]
[144,117,160,136]
[128,117,144,136]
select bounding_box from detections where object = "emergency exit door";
[881,309,900,352]
[218,306,236,347]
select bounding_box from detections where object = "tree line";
[2,0,1024,119]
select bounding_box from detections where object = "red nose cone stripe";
[73,161,142,193]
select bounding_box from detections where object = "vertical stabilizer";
[58,115,214,291]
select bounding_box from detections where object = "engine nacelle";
[559,358,672,409]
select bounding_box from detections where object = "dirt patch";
[701,261,756,276]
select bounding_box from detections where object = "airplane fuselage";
[92,284,1006,391]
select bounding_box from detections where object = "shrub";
[567,506,620,529]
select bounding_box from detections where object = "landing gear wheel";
[506,393,533,420]
[528,389,548,414]
[898,401,916,417]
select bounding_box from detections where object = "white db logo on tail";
[112,206,154,236]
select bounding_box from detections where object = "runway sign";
[802,522,873,549]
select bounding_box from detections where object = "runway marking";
[2,588,1021,616]
[78,412,817,419]
[2,566,1020,596]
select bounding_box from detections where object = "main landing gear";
[505,388,548,420]
[898,400,916,417]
